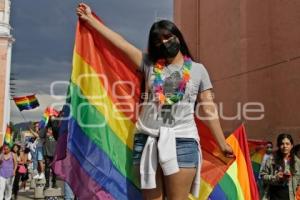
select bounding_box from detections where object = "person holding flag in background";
[76,3,233,200]
[29,122,45,180]
[39,107,60,129]
[43,126,58,189]
[28,107,59,180]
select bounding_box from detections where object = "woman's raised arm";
[76,3,143,70]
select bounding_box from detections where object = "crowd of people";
[1,125,298,200]
[0,117,65,200]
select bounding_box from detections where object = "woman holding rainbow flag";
[77,3,233,200]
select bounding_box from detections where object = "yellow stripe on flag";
[71,52,135,149]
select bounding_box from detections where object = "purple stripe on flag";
[53,149,114,200]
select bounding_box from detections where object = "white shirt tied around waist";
[136,118,202,198]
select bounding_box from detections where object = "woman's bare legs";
[138,166,196,200]
[141,167,164,200]
[164,168,197,200]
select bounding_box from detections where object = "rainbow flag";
[189,122,260,200]
[53,16,142,199]
[39,107,60,128]
[248,139,270,196]
[196,124,260,200]
[189,119,234,199]
[248,139,269,180]
[13,94,39,111]
[4,125,13,148]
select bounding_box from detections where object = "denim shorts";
[36,146,44,161]
[133,133,199,168]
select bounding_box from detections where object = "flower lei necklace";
[153,56,192,105]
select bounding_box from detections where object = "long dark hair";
[147,20,193,63]
[274,133,295,174]
[294,144,300,156]
[11,144,21,156]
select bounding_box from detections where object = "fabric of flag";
[296,186,300,200]
[4,125,13,148]
[248,139,269,180]
[39,107,60,128]
[203,125,260,200]
[247,139,270,197]
[13,94,39,111]
[52,15,143,200]
[187,119,234,200]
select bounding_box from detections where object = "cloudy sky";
[10,0,173,123]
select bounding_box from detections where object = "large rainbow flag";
[13,94,39,111]
[52,16,142,199]
[53,16,259,200]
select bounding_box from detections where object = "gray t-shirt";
[137,54,213,129]
[43,135,57,157]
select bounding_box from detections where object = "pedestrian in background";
[260,133,300,200]
[0,145,17,200]
[43,126,57,189]
[30,122,45,179]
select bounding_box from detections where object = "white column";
[0,0,13,138]
[3,40,13,132]
[0,0,11,36]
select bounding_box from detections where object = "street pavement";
[17,179,64,200]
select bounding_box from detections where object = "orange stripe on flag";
[74,22,142,121]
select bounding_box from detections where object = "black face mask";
[158,37,180,59]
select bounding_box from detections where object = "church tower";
[0,0,13,144]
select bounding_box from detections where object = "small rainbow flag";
[248,139,270,180]
[248,139,270,196]
[4,125,13,148]
[39,107,60,128]
[13,94,39,111]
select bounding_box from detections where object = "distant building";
[0,0,13,144]
[174,0,300,143]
